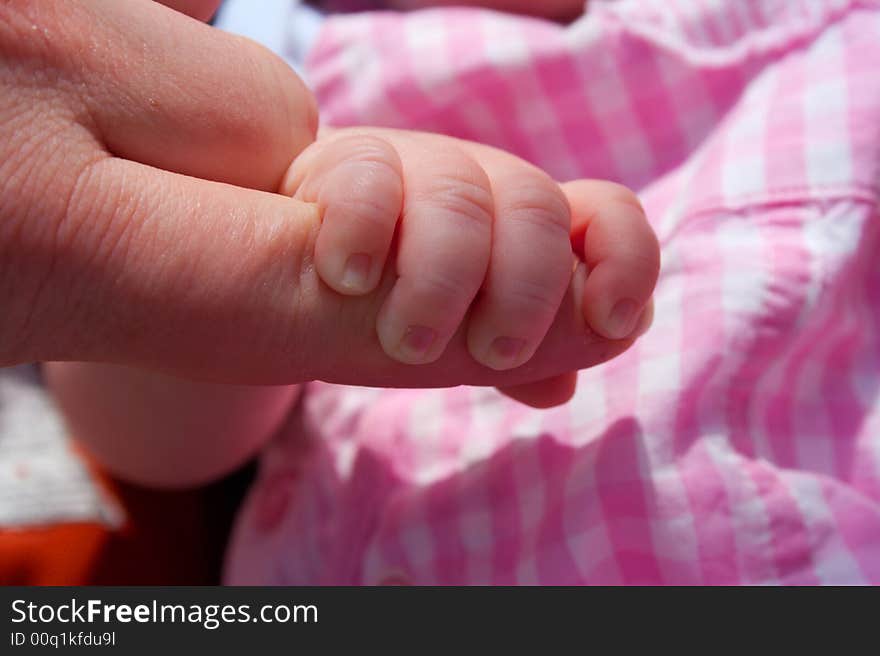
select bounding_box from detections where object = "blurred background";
[0,364,253,584]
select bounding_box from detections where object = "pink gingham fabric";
[225,0,880,584]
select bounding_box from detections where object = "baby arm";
[44,362,300,489]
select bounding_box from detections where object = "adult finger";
[31,0,317,191]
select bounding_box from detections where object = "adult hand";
[0,0,647,401]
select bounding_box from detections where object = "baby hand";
[283,128,658,376]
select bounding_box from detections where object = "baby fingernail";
[398,325,436,362]
[486,336,526,370]
[340,253,372,293]
[605,298,638,339]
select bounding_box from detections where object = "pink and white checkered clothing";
[225,0,880,584]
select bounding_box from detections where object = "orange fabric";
[0,523,107,586]
[0,434,252,586]
[0,475,245,585]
